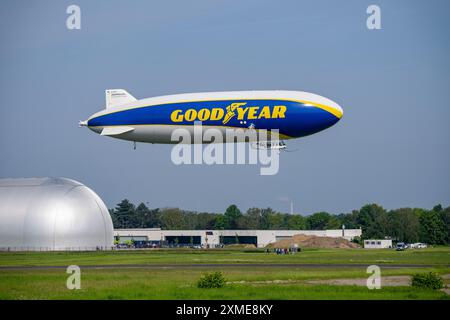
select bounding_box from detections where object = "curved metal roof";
[0,177,114,251]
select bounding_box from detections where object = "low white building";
[363,239,392,249]
[114,228,362,248]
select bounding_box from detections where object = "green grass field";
[0,247,449,300]
[1,247,449,266]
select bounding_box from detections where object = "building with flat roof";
[114,228,362,248]
[363,239,392,249]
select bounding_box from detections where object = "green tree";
[266,212,285,229]
[432,204,450,243]
[419,206,447,245]
[440,206,450,244]
[388,208,420,243]
[183,212,198,229]
[160,208,185,229]
[223,205,242,229]
[214,215,227,230]
[134,202,150,228]
[195,212,218,229]
[112,199,136,228]
[306,212,332,230]
[336,211,360,229]
[260,208,276,229]
[286,214,306,230]
[325,215,341,229]
[241,207,263,229]
[149,208,162,228]
[357,204,389,239]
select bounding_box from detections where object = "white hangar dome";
[0,177,114,251]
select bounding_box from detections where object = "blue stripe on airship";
[88,99,340,138]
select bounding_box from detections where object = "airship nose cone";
[333,104,343,118]
[290,94,343,137]
[321,102,343,120]
[317,100,343,129]
[301,93,343,122]
[325,104,343,127]
[322,109,342,128]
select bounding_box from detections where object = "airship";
[80,89,343,149]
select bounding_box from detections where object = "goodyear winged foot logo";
[222,102,247,124]
[170,102,287,124]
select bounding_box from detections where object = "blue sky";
[0,0,449,214]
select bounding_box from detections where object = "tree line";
[110,200,450,245]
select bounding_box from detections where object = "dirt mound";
[226,243,257,249]
[267,234,360,249]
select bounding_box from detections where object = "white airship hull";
[84,90,343,144]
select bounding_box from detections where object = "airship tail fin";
[105,89,137,108]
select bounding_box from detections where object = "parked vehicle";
[396,242,407,251]
[410,242,428,249]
